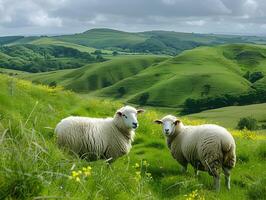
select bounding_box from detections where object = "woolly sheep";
[55,106,144,162]
[155,115,236,191]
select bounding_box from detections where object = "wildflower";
[145,172,152,179]
[135,163,140,168]
[75,177,80,182]
[71,171,79,177]
[135,171,141,182]
[143,160,149,167]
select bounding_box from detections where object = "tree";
[138,92,149,105]
[249,71,264,83]
[112,51,118,56]
[117,87,126,97]
[237,117,258,130]
[93,50,102,55]
[201,84,211,96]
[49,81,57,88]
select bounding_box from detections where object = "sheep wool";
[155,115,236,191]
[55,106,142,162]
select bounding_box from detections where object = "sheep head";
[154,115,181,136]
[115,106,145,130]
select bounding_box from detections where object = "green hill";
[21,44,266,110]
[55,28,148,49]
[3,28,266,56]
[0,44,103,72]
[187,103,266,129]
[54,29,266,55]
[0,74,265,199]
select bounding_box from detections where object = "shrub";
[48,81,57,88]
[117,86,126,97]
[249,71,264,83]
[237,117,258,130]
[138,92,149,105]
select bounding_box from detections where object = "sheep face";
[154,115,180,136]
[116,106,144,130]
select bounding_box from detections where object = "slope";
[21,44,266,108]
[187,103,266,129]
[0,74,265,200]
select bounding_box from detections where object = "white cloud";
[0,0,266,35]
[186,20,206,26]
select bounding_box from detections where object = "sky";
[1,0,266,36]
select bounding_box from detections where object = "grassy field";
[187,103,266,129]
[0,74,265,199]
[20,44,266,109]
[29,37,113,54]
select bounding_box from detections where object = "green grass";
[187,103,266,129]
[0,74,265,199]
[55,28,148,49]
[3,29,266,56]
[21,43,266,109]
[30,37,113,54]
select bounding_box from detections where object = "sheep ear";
[117,111,122,116]
[174,119,180,125]
[154,120,163,124]
[137,109,145,114]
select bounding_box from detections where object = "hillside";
[0,74,265,199]
[2,28,266,56]
[0,44,103,72]
[187,103,266,129]
[21,44,266,110]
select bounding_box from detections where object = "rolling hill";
[187,103,266,129]
[21,44,266,110]
[0,44,103,72]
[2,28,266,56]
[0,74,265,199]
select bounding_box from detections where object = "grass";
[20,43,266,109]
[187,103,266,129]
[0,74,265,199]
[29,37,113,54]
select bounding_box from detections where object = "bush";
[117,86,126,97]
[237,117,258,130]
[48,81,57,88]
[138,92,149,105]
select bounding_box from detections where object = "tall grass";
[0,74,265,199]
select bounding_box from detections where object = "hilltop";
[2,28,266,55]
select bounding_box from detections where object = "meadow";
[0,74,265,200]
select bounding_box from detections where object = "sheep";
[154,115,236,191]
[55,106,144,162]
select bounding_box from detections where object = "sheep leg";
[223,167,231,190]
[213,175,220,191]
[181,163,188,173]
[181,165,187,173]
[194,168,199,176]
[194,161,201,176]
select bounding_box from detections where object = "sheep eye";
[122,114,127,118]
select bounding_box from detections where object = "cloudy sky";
[1,0,266,36]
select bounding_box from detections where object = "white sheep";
[55,106,144,162]
[154,115,236,191]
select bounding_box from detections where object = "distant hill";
[0,44,103,72]
[188,103,266,129]
[20,44,266,110]
[2,28,266,55]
